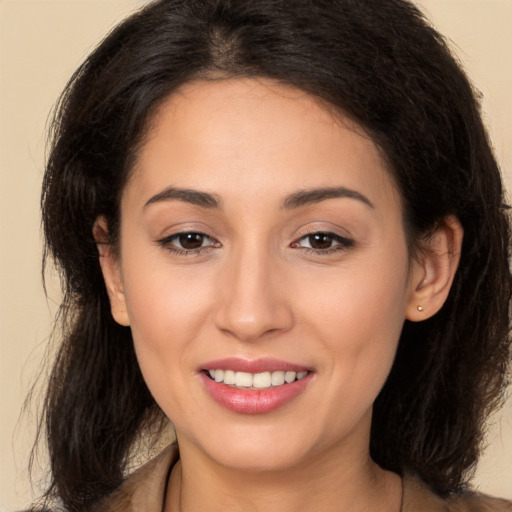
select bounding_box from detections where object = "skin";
[97,78,462,512]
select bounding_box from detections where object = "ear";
[93,217,130,326]
[405,215,463,322]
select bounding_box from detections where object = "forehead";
[127,78,400,213]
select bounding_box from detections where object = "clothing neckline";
[94,444,512,512]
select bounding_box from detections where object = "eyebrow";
[144,186,222,209]
[282,187,374,210]
[143,185,374,211]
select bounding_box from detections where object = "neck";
[165,438,402,512]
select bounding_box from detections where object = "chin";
[209,443,310,473]
[182,421,319,472]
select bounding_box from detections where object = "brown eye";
[157,231,219,254]
[178,232,205,249]
[307,233,334,250]
[292,231,354,253]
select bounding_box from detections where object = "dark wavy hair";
[36,0,511,510]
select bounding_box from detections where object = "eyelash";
[291,231,354,255]
[156,231,220,256]
[156,231,354,256]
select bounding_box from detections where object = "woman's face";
[104,78,425,472]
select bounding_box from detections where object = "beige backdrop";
[1,1,511,510]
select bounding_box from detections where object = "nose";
[214,245,294,342]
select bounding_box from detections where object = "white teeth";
[253,372,272,389]
[235,371,253,388]
[284,371,296,383]
[207,369,308,389]
[223,369,236,385]
[271,371,285,386]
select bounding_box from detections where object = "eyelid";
[156,230,221,255]
[293,218,353,236]
[155,224,355,256]
[290,228,355,254]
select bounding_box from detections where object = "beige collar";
[94,445,178,512]
[94,444,511,512]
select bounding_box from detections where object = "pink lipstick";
[199,358,313,414]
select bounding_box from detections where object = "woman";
[33,0,511,511]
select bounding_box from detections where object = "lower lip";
[200,372,312,414]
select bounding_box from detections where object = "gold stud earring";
[417,305,424,312]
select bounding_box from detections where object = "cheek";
[302,249,409,398]
[306,247,409,335]
[122,245,213,337]
[119,246,216,406]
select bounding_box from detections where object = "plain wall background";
[1,0,511,510]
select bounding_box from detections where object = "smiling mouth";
[205,369,309,390]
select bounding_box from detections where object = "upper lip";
[201,357,311,374]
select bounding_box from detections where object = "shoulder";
[447,493,512,512]
[402,474,512,512]
[91,444,179,512]
[17,447,178,512]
